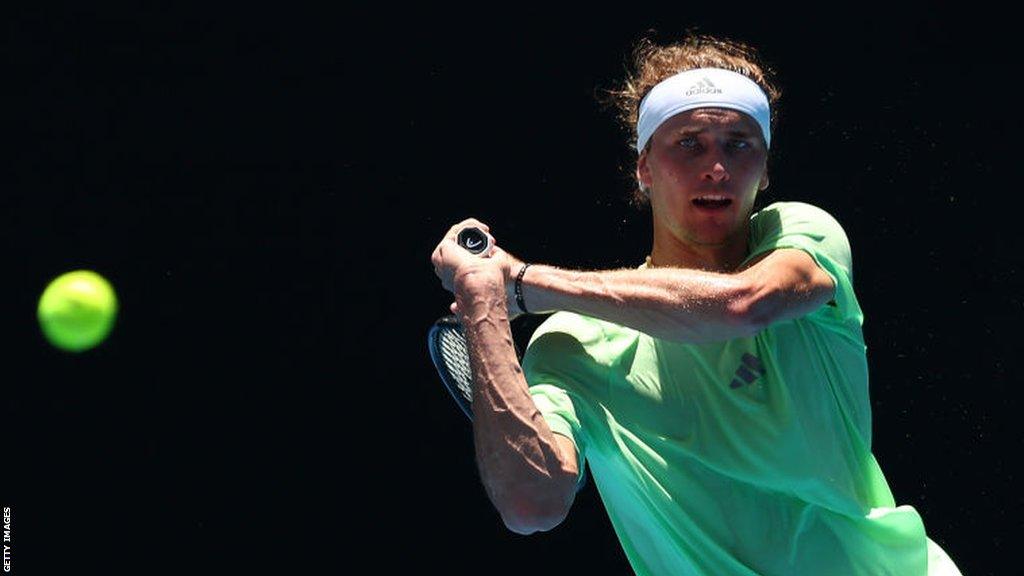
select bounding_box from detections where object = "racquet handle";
[457,226,492,255]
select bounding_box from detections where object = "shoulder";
[752,201,843,225]
[748,201,852,257]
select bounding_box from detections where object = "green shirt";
[522,201,961,576]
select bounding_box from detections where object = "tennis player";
[431,32,962,576]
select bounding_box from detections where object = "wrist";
[514,263,532,315]
[455,266,504,298]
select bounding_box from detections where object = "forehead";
[656,108,761,135]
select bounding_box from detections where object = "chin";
[689,220,742,241]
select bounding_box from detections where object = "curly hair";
[601,31,782,208]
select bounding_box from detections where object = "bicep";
[739,248,837,329]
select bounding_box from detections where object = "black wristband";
[515,263,531,314]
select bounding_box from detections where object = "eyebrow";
[675,127,755,138]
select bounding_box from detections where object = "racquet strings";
[429,317,474,419]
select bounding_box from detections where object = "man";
[430,33,962,576]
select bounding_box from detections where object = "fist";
[430,218,525,318]
[430,218,500,294]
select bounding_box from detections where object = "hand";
[430,218,525,319]
[431,218,496,292]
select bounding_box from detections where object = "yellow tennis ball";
[37,270,119,352]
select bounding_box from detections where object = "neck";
[648,225,751,273]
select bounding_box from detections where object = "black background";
[4,6,1018,575]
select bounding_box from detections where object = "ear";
[758,170,770,191]
[636,149,652,190]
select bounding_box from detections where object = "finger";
[432,241,455,279]
[447,218,491,240]
[433,238,471,273]
[460,218,490,232]
[431,244,444,271]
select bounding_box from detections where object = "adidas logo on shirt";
[730,353,766,389]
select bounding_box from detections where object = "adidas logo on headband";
[685,78,723,97]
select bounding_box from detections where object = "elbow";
[491,471,578,535]
[499,496,572,535]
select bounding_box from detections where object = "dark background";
[4,6,1017,574]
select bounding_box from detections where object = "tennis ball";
[37,270,119,352]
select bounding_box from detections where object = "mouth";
[691,196,734,211]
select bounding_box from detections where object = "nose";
[704,161,729,183]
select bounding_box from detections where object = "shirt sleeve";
[746,201,861,327]
[522,328,591,489]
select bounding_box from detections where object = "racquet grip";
[457,227,492,255]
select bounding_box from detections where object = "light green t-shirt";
[522,201,961,576]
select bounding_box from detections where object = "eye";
[728,139,752,150]
[677,136,699,148]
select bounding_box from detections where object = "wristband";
[515,263,531,314]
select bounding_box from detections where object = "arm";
[510,248,835,344]
[456,269,580,535]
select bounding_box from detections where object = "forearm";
[455,280,577,533]
[516,264,758,344]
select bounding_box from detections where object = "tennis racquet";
[428,227,588,489]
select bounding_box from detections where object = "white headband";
[636,67,771,154]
